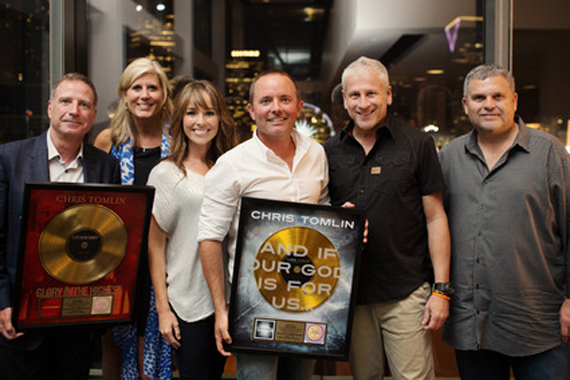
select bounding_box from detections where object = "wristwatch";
[432,282,454,297]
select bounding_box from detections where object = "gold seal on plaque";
[39,204,127,285]
[253,226,340,313]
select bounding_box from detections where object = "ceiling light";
[427,69,444,75]
[156,4,165,11]
[135,5,143,12]
[231,50,261,58]
[304,7,324,22]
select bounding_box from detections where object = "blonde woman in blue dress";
[95,57,173,380]
[147,80,236,379]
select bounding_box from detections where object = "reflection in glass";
[388,5,484,148]
[0,0,50,143]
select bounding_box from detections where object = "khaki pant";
[349,282,435,380]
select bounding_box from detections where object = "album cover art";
[228,197,364,359]
[13,182,154,330]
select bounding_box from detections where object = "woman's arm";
[148,215,181,349]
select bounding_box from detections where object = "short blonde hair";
[341,56,390,89]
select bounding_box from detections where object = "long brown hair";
[168,80,237,175]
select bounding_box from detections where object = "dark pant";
[455,343,570,380]
[0,330,96,380]
[174,313,226,380]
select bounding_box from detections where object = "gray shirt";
[439,119,570,356]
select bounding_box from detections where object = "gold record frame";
[13,182,154,331]
[228,197,365,360]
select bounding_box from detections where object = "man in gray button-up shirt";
[439,64,570,380]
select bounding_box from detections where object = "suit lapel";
[29,132,50,182]
[83,144,97,183]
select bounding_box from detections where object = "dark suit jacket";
[0,130,121,349]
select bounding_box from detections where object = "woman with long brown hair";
[147,80,236,379]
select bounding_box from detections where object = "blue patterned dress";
[111,132,172,380]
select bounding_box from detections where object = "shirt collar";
[253,128,308,158]
[47,131,84,162]
[465,116,530,155]
[340,116,395,142]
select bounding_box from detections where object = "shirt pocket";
[329,155,357,175]
[328,154,357,203]
[372,154,411,194]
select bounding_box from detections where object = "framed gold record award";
[12,182,154,330]
[227,197,365,359]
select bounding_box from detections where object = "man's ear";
[247,103,255,121]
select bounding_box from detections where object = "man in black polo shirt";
[324,56,451,380]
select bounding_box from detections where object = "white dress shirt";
[47,131,84,183]
[198,128,329,275]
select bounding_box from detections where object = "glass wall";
[386,1,484,148]
[513,0,570,147]
[0,0,50,143]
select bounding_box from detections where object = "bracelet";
[431,291,451,301]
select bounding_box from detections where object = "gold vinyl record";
[38,204,128,285]
[253,226,340,313]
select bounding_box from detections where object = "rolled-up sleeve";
[197,155,241,243]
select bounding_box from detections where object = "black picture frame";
[13,182,154,331]
[227,197,365,360]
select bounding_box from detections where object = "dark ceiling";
[240,0,333,80]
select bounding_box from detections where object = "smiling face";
[463,75,518,135]
[124,72,164,121]
[48,79,97,142]
[247,73,303,143]
[343,68,392,134]
[183,92,219,149]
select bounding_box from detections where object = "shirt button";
[475,284,479,289]
[476,258,480,264]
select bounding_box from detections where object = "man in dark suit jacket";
[0,73,121,380]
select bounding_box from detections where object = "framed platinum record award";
[227,197,365,360]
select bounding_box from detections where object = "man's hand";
[341,201,368,244]
[157,309,181,349]
[215,308,232,356]
[560,299,570,342]
[422,294,449,331]
[0,307,23,340]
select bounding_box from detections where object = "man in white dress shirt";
[198,69,329,380]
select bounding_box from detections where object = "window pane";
[0,0,50,143]
[513,0,570,146]
[387,1,484,148]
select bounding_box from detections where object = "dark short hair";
[249,69,300,104]
[463,64,515,98]
[51,73,98,106]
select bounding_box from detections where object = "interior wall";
[321,0,477,92]
[514,0,570,29]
